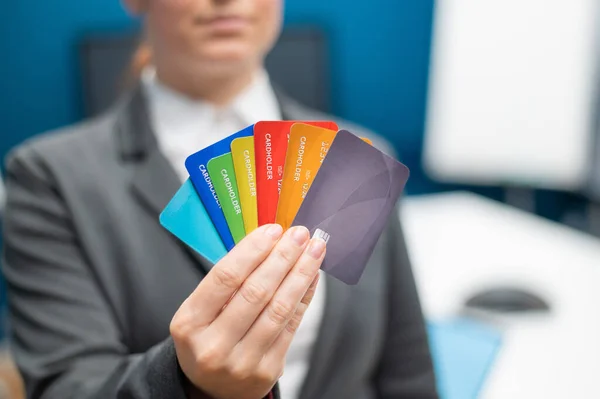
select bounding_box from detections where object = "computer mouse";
[464,287,550,313]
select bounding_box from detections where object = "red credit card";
[254,121,338,226]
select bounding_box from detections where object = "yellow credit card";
[276,123,338,230]
[231,137,258,234]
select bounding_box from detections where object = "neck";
[154,62,259,107]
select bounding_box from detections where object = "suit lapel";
[130,148,180,220]
[115,85,213,272]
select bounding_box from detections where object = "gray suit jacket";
[2,87,438,399]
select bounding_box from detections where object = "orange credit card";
[276,123,338,230]
[254,121,338,226]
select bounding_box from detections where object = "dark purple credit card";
[291,130,410,285]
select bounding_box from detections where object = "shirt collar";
[141,67,282,130]
[231,69,282,125]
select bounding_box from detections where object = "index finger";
[186,224,284,326]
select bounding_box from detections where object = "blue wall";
[0,1,134,161]
[285,1,434,149]
[0,0,435,181]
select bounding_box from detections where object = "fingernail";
[265,224,283,239]
[290,226,310,246]
[307,238,326,259]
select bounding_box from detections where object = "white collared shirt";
[142,69,326,399]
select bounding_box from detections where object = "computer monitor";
[80,28,330,117]
[424,0,600,192]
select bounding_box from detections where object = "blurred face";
[126,0,283,75]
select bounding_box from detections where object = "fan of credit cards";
[160,121,410,285]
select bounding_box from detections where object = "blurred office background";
[2,1,600,398]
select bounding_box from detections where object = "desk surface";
[402,192,600,399]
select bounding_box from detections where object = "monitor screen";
[424,0,600,191]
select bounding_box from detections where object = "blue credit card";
[185,125,254,250]
[159,179,227,264]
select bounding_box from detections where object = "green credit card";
[207,153,246,244]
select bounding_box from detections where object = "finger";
[236,273,320,387]
[184,224,284,327]
[238,237,326,361]
[207,226,311,348]
[260,270,322,370]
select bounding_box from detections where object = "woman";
[2,0,438,398]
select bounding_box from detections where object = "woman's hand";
[170,224,326,399]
